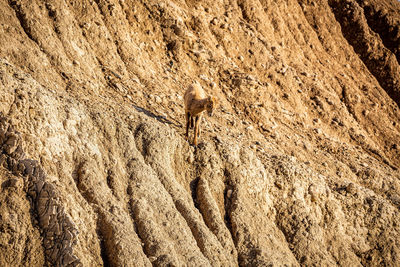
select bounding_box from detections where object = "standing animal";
[184,82,217,146]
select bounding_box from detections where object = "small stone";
[275,181,283,189]
[4,134,19,154]
[211,17,218,25]
[308,184,318,202]
[303,71,312,77]
[199,74,208,81]
[17,162,26,174]
[173,25,184,37]
[0,154,6,167]
[390,193,400,206]
[271,133,278,139]
[346,183,357,195]
[62,254,80,266]
[187,153,194,164]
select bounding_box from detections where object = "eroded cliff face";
[1,0,400,266]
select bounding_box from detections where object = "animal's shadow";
[133,105,181,128]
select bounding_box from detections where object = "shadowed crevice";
[8,0,38,44]
[328,0,400,107]
[356,0,400,63]
[223,170,234,242]
[97,229,111,267]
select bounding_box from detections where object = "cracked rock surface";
[0,113,80,266]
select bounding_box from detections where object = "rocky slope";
[1,0,400,266]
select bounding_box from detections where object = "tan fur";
[184,82,217,146]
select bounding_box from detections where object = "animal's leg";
[197,115,202,137]
[193,116,200,146]
[185,112,190,140]
[190,116,194,129]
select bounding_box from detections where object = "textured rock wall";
[0,112,80,266]
[0,0,400,266]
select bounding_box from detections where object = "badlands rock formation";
[0,0,400,266]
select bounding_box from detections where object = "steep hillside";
[1,0,400,266]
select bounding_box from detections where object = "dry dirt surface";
[1,0,400,266]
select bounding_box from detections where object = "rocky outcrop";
[0,113,80,266]
[1,0,400,266]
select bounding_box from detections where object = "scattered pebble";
[211,17,218,25]
[346,183,357,195]
[275,181,283,189]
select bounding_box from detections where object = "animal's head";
[206,96,218,116]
